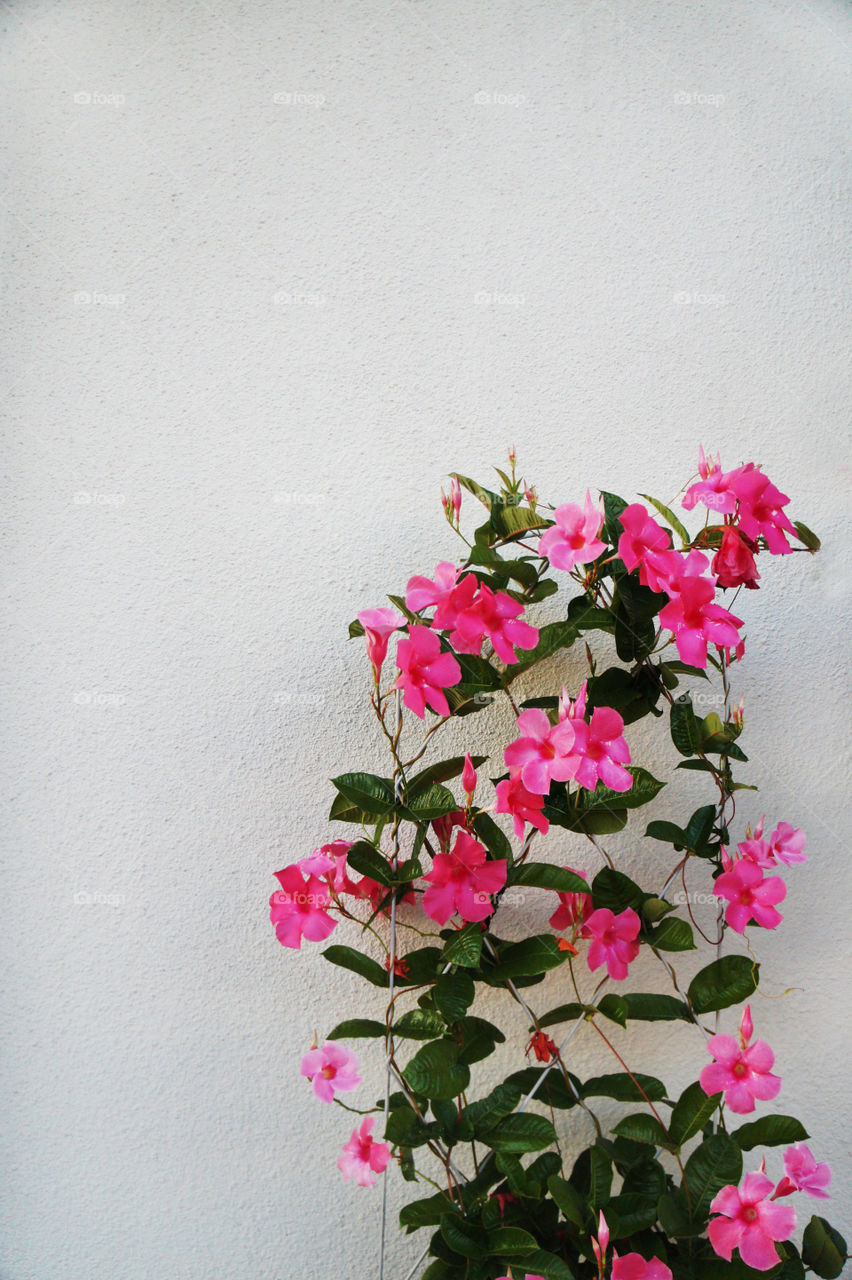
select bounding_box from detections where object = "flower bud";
[462,752,477,803]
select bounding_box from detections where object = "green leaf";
[645,820,689,847]
[441,923,483,968]
[597,993,628,1027]
[591,867,646,912]
[572,1143,613,1207]
[486,1225,540,1255]
[483,934,569,982]
[611,1113,674,1148]
[330,771,395,815]
[671,694,703,757]
[538,1001,591,1029]
[605,1191,660,1237]
[397,946,443,985]
[482,1113,557,1154]
[384,1106,437,1148]
[401,783,458,821]
[639,492,691,545]
[615,598,656,662]
[403,1039,471,1101]
[682,1133,743,1224]
[547,1174,588,1226]
[802,1215,848,1278]
[491,500,553,540]
[669,1081,722,1146]
[642,895,677,923]
[508,863,591,895]
[322,945,388,987]
[583,766,666,812]
[399,1191,455,1231]
[688,955,760,1014]
[439,1214,487,1260]
[658,1190,703,1237]
[406,755,488,796]
[505,1067,581,1110]
[793,521,821,552]
[433,970,475,1023]
[646,916,696,952]
[394,1009,447,1040]
[471,811,513,864]
[506,619,579,681]
[732,1114,809,1152]
[620,992,691,1022]
[345,840,395,886]
[463,1082,522,1134]
[327,1018,386,1039]
[455,1016,505,1065]
[601,490,629,544]
[583,1071,668,1102]
[507,1250,576,1280]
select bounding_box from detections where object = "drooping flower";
[337,1117,391,1187]
[778,1144,831,1199]
[612,1254,673,1280]
[357,607,404,679]
[682,447,743,514]
[713,858,786,933]
[461,752,477,804]
[527,1030,559,1062]
[431,808,468,852]
[657,550,744,668]
[301,1041,362,1103]
[450,475,462,523]
[494,772,549,838]
[503,708,577,795]
[269,866,337,949]
[421,829,507,925]
[449,582,539,664]
[712,527,760,590]
[617,503,671,573]
[537,490,606,572]
[700,1004,781,1113]
[394,624,461,718]
[768,822,807,866]
[560,706,633,793]
[405,562,476,629]
[708,1172,796,1271]
[549,867,593,932]
[730,465,797,555]
[581,907,641,980]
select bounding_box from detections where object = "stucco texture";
[1,2,850,1278]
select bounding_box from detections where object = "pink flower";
[641,547,687,594]
[421,829,507,925]
[592,1210,610,1274]
[712,527,760,590]
[618,504,671,573]
[301,1041,362,1103]
[658,551,744,668]
[270,866,337,949]
[449,583,539,664]
[700,1005,781,1114]
[713,859,786,933]
[494,772,549,838]
[504,708,577,795]
[358,607,404,679]
[405,562,476,630]
[450,475,462,523]
[730,465,797,555]
[461,752,477,804]
[394,624,462,718]
[768,821,807,866]
[683,448,743,514]
[538,490,606,572]
[549,866,592,932]
[780,1144,831,1199]
[431,808,468,852]
[337,1117,391,1187]
[581,907,641,980]
[560,706,633,793]
[612,1255,673,1280]
[708,1172,796,1271]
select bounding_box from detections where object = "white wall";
[2,2,850,1277]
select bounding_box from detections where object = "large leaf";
[482,1113,557,1154]
[509,862,591,894]
[688,955,759,1014]
[327,1018,386,1040]
[582,1072,668,1102]
[483,934,569,982]
[439,1214,487,1260]
[571,1143,613,1208]
[669,1081,722,1147]
[455,1016,505,1065]
[399,1191,455,1231]
[433,970,475,1023]
[330,771,395,815]
[401,783,458,821]
[486,1225,540,1255]
[322,945,388,987]
[671,694,703,757]
[345,840,395,886]
[621,992,691,1022]
[605,1192,660,1237]
[591,867,646,912]
[539,1001,592,1029]
[732,1114,809,1151]
[802,1216,848,1278]
[471,811,513,863]
[394,1009,447,1040]
[646,915,696,952]
[405,755,488,796]
[682,1133,743,1224]
[441,923,483,969]
[611,1113,674,1149]
[582,766,665,812]
[463,1082,522,1134]
[402,1039,471,1100]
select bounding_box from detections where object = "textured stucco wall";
[1,2,851,1278]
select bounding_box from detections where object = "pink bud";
[720,846,733,872]
[451,475,462,521]
[772,1176,797,1200]
[591,1210,609,1272]
[508,444,516,467]
[740,1003,754,1047]
[753,814,765,839]
[462,752,477,802]
[557,686,571,720]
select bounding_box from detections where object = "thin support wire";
[379,690,403,1280]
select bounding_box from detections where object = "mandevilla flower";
[778,1143,832,1199]
[549,866,592,932]
[357,607,404,679]
[682,446,742,513]
[581,907,641,980]
[612,1255,673,1280]
[713,857,786,933]
[449,581,539,664]
[712,526,760,590]
[708,1171,796,1271]
[270,866,336,949]
[657,550,744,668]
[300,1041,361,1103]
[537,490,606,572]
[700,1004,781,1113]
[560,704,633,793]
[504,707,576,795]
[767,821,807,866]
[421,828,507,925]
[617,503,670,574]
[337,1117,391,1187]
[394,623,461,718]
[494,772,549,838]
[405,561,476,629]
[527,1030,558,1062]
[730,464,797,555]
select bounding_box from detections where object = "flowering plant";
[271,450,846,1280]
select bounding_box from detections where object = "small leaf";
[394,1009,447,1040]
[597,993,628,1027]
[439,1214,487,1260]
[669,1081,722,1146]
[671,694,703,757]
[327,1018,386,1040]
[547,1173,588,1226]
[621,992,691,1022]
[486,1225,540,1255]
[802,1215,847,1278]
[688,955,760,1014]
[483,934,569,982]
[345,840,395,886]
[793,521,821,552]
[322,945,388,987]
[611,1113,674,1148]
